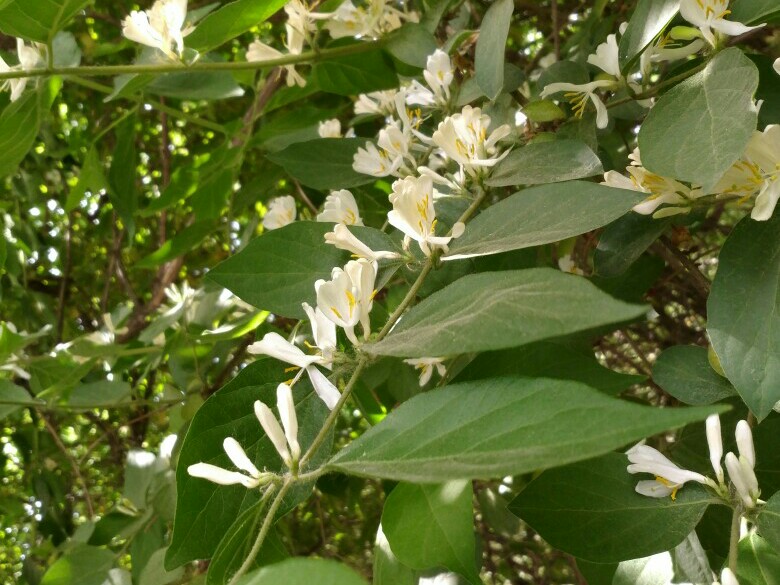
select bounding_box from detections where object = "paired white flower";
[406,49,454,107]
[387,175,464,257]
[626,443,712,500]
[255,384,301,469]
[432,106,512,176]
[713,125,780,221]
[325,0,410,40]
[122,0,190,60]
[0,39,43,102]
[602,148,705,218]
[725,419,760,508]
[315,258,377,344]
[324,223,401,262]
[188,436,274,488]
[404,357,446,386]
[262,196,297,231]
[354,89,399,116]
[248,298,340,409]
[317,190,363,225]
[679,0,763,47]
[318,119,343,138]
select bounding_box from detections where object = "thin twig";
[650,237,711,300]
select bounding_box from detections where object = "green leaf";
[576,560,618,585]
[207,501,288,585]
[234,558,368,585]
[385,23,438,68]
[522,100,566,123]
[0,91,40,180]
[107,114,138,237]
[0,380,43,420]
[0,0,91,43]
[382,481,478,583]
[708,213,780,419]
[138,548,184,585]
[186,0,287,52]
[618,0,680,69]
[758,492,780,554]
[40,545,115,585]
[638,48,759,191]
[374,526,419,585]
[474,0,513,100]
[267,138,376,190]
[445,183,642,260]
[327,377,725,482]
[652,346,736,405]
[736,534,780,585]
[366,268,648,358]
[509,453,714,562]
[166,361,331,569]
[312,47,398,96]
[594,213,672,277]
[456,341,644,396]
[136,221,217,269]
[486,141,603,187]
[147,70,245,101]
[731,0,780,24]
[208,222,394,319]
[68,380,132,409]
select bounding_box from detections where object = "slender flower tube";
[324,223,401,261]
[706,414,725,483]
[187,437,272,488]
[254,384,301,469]
[735,420,755,468]
[725,451,758,508]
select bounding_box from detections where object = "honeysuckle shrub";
[0,0,779,584]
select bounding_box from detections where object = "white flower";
[122,0,190,59]
[377,121,414,166]
[587,33,621,78]
[717,568,740,585]
[388,175,463,257]
[325,0,409,39]
[406,49,454,107]
[188,437,272,488]
[284,0,333,42]
[735,420,755,468]
[706,414,725,483]
[627,443,712,499]
[246,40,306,87]
[725,451,759,508]
[713,125,780,220]
[255,384,301,469]
[315,259,377,343]
[355,90,398,116]
[432,106,512,176]
[540,80,616,129]
[774,58,780,76]
[679,0,763,47]
[318,119,343,138]
[247,325,340,410]
[557,254,584,275]
[353,141,401,177]
[404,357,446,386]
[0,39,43,102]
[324,223,401,261]
[317,190,363,225]
[603,149,705,218]
[262,196,296,230]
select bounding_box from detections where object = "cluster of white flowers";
[605,127,780,221]
[627,414,760,510]
[540,0,763,130]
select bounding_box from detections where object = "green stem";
[226,481,287,585]
[0,40,384,82]
[607,61,708,109]
[728,506,741,572]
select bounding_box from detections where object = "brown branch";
[231,67,284,148]
[204,334,255,396]
[650,237,711,302]
[293,179,319,215]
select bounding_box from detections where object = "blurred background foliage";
[0,0,778,584]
